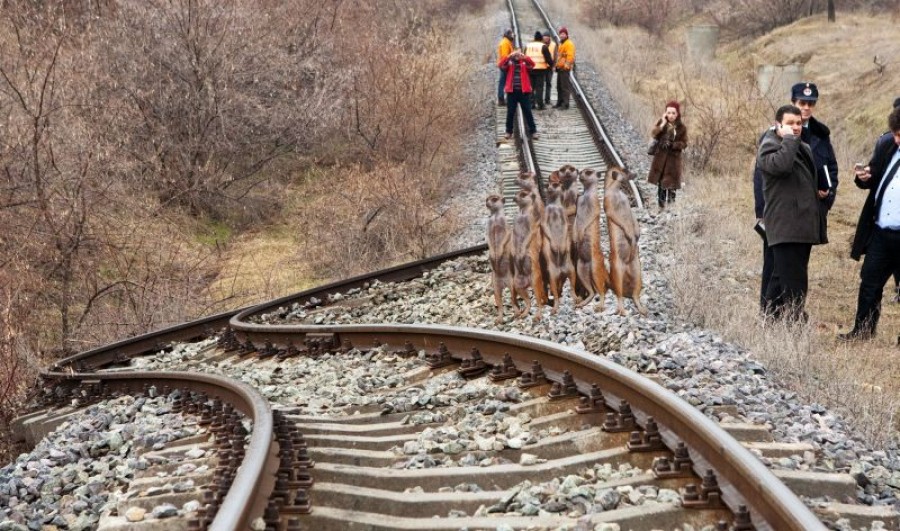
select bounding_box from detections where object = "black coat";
[801,116,839,209]
[850,136,900,260]
[757,129,826,246]
[753,117,837,241]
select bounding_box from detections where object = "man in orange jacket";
[497,29,514,106]
[553,27,575,110]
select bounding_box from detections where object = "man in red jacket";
[500,49,539,141]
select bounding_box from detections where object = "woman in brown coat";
[648,101,688,208]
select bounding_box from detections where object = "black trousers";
[765,242,812,321]
[657,185,676,208]
[852,227,900,334]
[544,70,552,103]
[759,234,775,311]
[556,70,571,107]
[505,90,536,136]
[530,69,547,108]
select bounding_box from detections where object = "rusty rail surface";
[39,370,277,531]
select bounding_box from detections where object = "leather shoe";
[837,330,872,342]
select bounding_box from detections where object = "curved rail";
[226,318,825,531]
[527,0,644,208]
[48,243,487,373]
[40,370,277,531]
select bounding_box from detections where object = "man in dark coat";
[757,104,826,321]
[752,82,837,311]
[839,106,900,341]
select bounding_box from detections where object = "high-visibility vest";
[556,39,575,71]
[525,41,548,70]
[497,37,513,66]
[548,41,558,63]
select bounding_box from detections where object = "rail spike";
[458,347,489,379]
[653,441,694,478]
[680,469,724,509]
[601,400,636,432]
[575,383,605,413]
[627,416,666,452]
[488,353,521,382]
[517,360,547,388]
[425,342,456,368]
[548,370,579,400]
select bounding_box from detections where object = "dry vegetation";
[0,0,487,460]
[565,2,900,444]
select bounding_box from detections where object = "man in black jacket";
[757,104,826,321]
[839,106,900,341]
[753,82,837,312]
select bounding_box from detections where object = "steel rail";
[47,243,487,372]
[225,321,825,531]
[526,0,644,208]
[39,370,278,531]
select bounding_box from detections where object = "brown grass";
[571,5,900,445]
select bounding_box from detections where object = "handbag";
[647,139,659,156]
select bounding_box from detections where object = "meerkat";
[572,168,609,309]
[541,182,576,313]
[557,165,579,224]
[604,166,647,316]
[515,171,549,306]
[512,190,543,319]
[557,165,583,296]
[485,195,514,322]
[548,170,561,185]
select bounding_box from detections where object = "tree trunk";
[827,0,835,22]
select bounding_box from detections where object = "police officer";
[525,31,553,110]
[791,82,839,219]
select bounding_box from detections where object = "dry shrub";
[303,163,460,279]
[675,57,767,171]
[101,0,338,225]
[578,0,684,35]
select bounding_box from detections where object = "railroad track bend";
[6,1,881,530]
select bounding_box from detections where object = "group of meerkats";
[485,165,646,321]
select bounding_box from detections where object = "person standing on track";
[500,49,539,141]
[553,27,574,110]
[647,101,688,209]
[543,33,557,106]
[497,28,515,107]
[525,31,553,111]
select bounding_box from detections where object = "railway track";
[5,1,896,531]
[499,0,641,220]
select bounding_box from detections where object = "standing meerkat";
[604,166,647,316]
[572,168,609,308]
[485,195,514,322]
[515,171,549,306]
[541,182,576,313]
[557,165,579,225]
[512,190,543,319]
